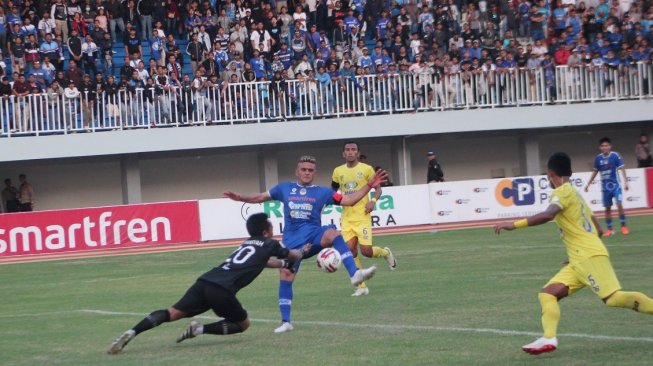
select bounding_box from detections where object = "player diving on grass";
[107,213,308,354]
[224,155,387,333]
[584,137,629,236]
[494,152,653,355]
[332,141,397,297]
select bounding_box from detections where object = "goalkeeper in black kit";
[108,213,307,354]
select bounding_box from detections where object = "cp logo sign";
[495,178,535,207]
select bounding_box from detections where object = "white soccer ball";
[316,248,342,273]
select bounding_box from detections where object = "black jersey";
[198,237,289,294]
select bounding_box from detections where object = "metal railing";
[1,63,651,137]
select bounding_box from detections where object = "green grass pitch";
[2,216,653,366]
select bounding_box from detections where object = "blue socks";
[331,235,359,277]
[619,214,627,227]
[606,218,613,230]
[279,280,293,322]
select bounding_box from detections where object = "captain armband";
[513,219,529,229]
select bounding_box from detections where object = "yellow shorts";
[544,255,621,299]
[341,221,372,246]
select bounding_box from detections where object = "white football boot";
[522,337,558,355]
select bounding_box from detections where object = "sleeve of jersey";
[549,192,564,210]
[268,183,283,201]
[272,241,290,259]
[364,164,374,180]
[615,153,625,168]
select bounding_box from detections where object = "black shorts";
[172,280,248,322]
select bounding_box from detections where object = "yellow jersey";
[332,162,375,223]
[549,182,609,264]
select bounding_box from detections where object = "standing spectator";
[81,34,99,76]
[80,73,96,128]
[68,29,83,66]
[186,33,206,73]
[51,0,69,42]
[106,0,126,41]
[10,36,26,74]
[63,80,81,128]
[95,8,109,33]
[427,151,445,183]
[2,178,20,213]
[251,21,274,53]
[0,8,7,56]
[635,133,652,168]
[18,174,34,212]
[65,60,84,88]
[38,12,56,38]
[124,28,142,59]
[138,0,154,41]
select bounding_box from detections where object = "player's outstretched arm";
[340,169,388,206]
[365,185,382,214]
[584,170,599,192]
[266,246,309,269]
[223,191,271,203]
[620,167,629,191]
[494,204,561,234]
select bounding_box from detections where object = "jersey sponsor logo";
[344,181,357,190]
[495,178,535,207]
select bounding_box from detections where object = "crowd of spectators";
[0,0,652,118]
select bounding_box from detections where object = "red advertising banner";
[0,201,200,257]
[647,168,653,208]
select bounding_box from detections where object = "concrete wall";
[0,123,648,212]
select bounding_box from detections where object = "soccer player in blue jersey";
[224,155,387,333]
[584,137,629,236]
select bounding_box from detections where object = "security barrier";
[1,63,651,137]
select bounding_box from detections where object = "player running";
[494,152,653,355]
[107,213,307,354]
[224,155,387,333]
[584,137,629,236]
[332,141,396,297]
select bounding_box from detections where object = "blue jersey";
[593,152,624,191]
[268,182,339,247]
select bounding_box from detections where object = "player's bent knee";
[279,268,295,281]
[167,307,187,321]
[360,246,373,257]
[541,283,569,300]
[320,229,339,245]
[238,318,250,332]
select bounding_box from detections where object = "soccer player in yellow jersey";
[494,152,653,355]
[332,141,397,297]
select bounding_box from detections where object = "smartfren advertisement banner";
[429,169,648,223]
[199,185,430,241]
[0,201,200,257]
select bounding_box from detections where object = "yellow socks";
[538,293,560,338]
[606,291,653,313]
[371,246,389,258]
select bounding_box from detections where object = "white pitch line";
[77,309,653,344]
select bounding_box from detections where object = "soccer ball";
[316,248,342,273]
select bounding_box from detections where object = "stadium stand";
[0,0,652,135]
